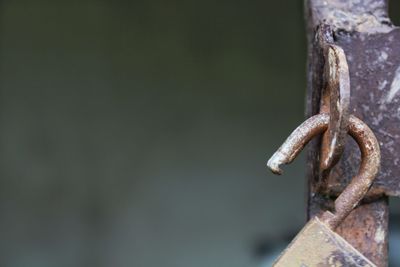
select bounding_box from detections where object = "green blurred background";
[0,1,399,267]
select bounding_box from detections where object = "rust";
[272,217,376,267]
[322,29,400,198]
[267,114,329,175]
[268,113,380,230]
[306,0,400,200]
[305,25,352,192]
[319,43,350,173]
[322,115,380,230]
[336,199,389,266]
[268,113,380,266]
[305,0,392,35]
[305,0,395,265]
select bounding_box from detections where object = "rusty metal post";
[304,1,400,266]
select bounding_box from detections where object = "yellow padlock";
[267,113,380,267]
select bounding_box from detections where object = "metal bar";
[304,0,400,266]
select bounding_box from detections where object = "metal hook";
[267,113,380,230]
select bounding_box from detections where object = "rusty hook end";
[267,151,286,175]
[267,114,329,176]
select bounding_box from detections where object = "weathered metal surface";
[305,0,400,198]
[319,43,350,173]
[307,196,389,266]
[304,0,395,265]
[305,0,392,36]
[273,217,376,267]
[267,113,381,265]
[308,198,390,265]
[268,114,330,176]
[326,30,400,197]
[268,113,380,228]
[335,198,389,266]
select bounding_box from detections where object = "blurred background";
[0,1,399,267]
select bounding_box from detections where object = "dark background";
[0,1,399,267]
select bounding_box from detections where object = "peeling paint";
[385,66,400,102]
[378,80,387,90]
[378,51,388,62]
[375,226,386,243]
[310,0,392,33]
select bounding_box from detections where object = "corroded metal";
[273,217,376,267]
[308,195,389,266]
[319,43,350,173]
[267,113,380,230]
[305,1,400,197]
[268,114,330,176]
[267,113,381,266]
[335,198,389,266]
[305,1,396,265]
[324,29,400,198]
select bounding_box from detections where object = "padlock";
[267,113,380,267]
